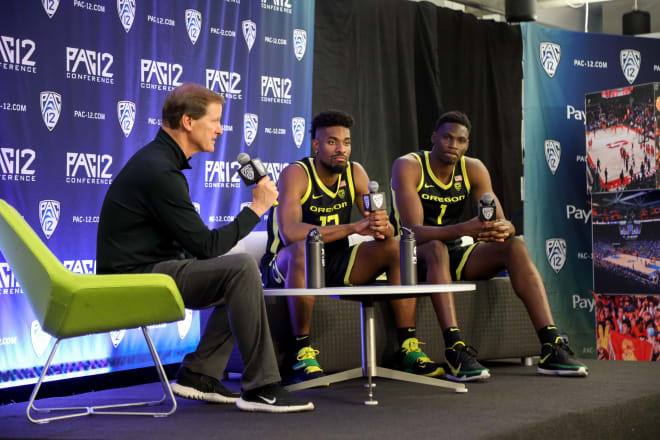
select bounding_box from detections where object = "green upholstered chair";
[0,199,186,423]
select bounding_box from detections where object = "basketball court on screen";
[586,125,655,191]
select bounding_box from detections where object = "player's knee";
[287,241,306,267]
[506,236,530,261]
[385,237,400,258]
[424,240,449,265]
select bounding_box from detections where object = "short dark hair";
[162,83,226,129]
[433,110,471,133]
[310,110,355,139]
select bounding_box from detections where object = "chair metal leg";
[26,327,177,424]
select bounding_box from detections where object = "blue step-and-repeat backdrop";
[0,0,314,389]
[522,23,660,358]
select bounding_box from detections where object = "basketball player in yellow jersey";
[391,111,587,381]
[261,110,444,384]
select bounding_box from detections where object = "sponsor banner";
[0,0,314,389]
[522,23,660,358]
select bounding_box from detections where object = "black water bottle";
[400,227,417,285]
[305,228,325,288]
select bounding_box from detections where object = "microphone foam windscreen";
[237,152,250,165]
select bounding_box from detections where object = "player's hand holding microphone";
[237,153,278,217]
[362,181,391,239]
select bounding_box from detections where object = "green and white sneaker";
[396,337,446,377]
[444,342,490,382]
[537,337,588,377]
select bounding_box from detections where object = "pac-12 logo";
[244,113,258,146]
[539,42,561,78]
[110,329,126,348]
[117,0,136,33]
[66,152,113,181]
[293,29,307,61]
[40,91,61,131]
[0,36,37,72]
[0,148,36,178]
[117,100,136,137]
[177,309,193,339]
[39,199,60,239]
[205,69,242,99]
[292,117,305,148]
[41,0,60,19]
[66,47,114,82]
[545,238,566,274]
[31,320,52,357]
[261,76,292,104]
[185,9,202,45]
[620,49,641,85]
[544,140,561,175]
[140,59,184,90]
[242,20,256,52]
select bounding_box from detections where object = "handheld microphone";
[237,153,268,185]
[478,192,497,221]
[363,181,387,212]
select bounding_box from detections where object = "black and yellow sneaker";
[537,337,588,377]
[289,346,325,383]
[444,342,490,382]
[395,337,445,377]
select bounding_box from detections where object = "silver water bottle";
[305,228,325,288]
[400,227,417,285]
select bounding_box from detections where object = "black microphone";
[478,192,497,221]
[363,181,387,212]
[237,153,268,185]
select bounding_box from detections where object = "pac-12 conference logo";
[545,238,566,274]
[31,320,51,357]
[117,0,136,33]
[244,113,258,146]
[185,9,202,45]
[544,140,560,175]
[539,42,560,78]
[110,329,126,348]
[292,117,305,148]
[293,29,307,61]
[620,49,641,85]
[117,100,136,137]
[40,91,61,131]
[42,0,60,19]
[242,20,256,52]
[39,200,60,239]
[178,309,193,339]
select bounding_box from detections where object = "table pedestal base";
[284,301,467,404]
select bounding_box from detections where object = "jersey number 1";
[436,204,447,225]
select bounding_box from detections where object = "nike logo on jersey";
[312,194,323,199]
[424,184,435,188]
